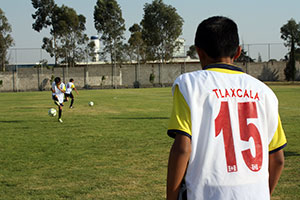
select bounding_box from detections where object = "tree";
[280,18,300,81]
[31,0,56,32]
[285,40,296,81]
[86,41,97,62]
[141,0,183,62]
[94,0,125,63]
[257,53,262,62]
[294,48,300,61]
[0,9,14,72]
[128,23,146,62]
[187,45,198,59]
[32,1,90,67]
[51,5,89,67]
[236,49,254,63]
[31,0,59,65]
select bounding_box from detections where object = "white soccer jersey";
[54,83,66,103]
[51,81,56,96]
[168,63,287,200]
[65,82,75,94]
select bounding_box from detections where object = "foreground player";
[64,78,79,108]
[167,16,287,200]
[52,77,65,123]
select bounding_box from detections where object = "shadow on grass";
[284,151,300,157]
[0,120,23,123]
[110,117,169,120]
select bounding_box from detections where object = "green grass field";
[0,85,299,199]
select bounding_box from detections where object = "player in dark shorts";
[64,78,79,108]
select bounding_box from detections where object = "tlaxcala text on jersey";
[212,88,260,100]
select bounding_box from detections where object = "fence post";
[12,69,15,92]
[84,66,88,88]
[159,63,161,86]
[37,66,40,91]
[62,66,65,83]
[135,64,138,84]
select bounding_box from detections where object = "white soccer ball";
[89,101,94,107]
[48,108,57,117]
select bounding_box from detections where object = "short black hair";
[194,16,239,59]
[54,77,61,84]
[69,78,74,82]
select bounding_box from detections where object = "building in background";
[91,36,100,62]
[173,38,186,58]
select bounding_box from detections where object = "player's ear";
[196,47,211,68]
[233,46,242,61]
[196,47,206,60]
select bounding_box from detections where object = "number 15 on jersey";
[215,101,263,173]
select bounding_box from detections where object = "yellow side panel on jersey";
[269,115,287,153]
[71,84,75,89]
[167,85,192,138]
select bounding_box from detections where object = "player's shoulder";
[172,70,207,95]
[175,70,205,83]
[245,73,275,92]
[243,73,278,102]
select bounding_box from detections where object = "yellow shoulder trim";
[269,115,287,152]
[168,85,192,137]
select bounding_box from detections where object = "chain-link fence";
[7,48,54,65]
[7,43,288,66]
[241,43,288,62]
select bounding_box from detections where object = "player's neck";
[214,57,234,64]
[201,57,234,68]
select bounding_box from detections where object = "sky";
[2,0,300,63]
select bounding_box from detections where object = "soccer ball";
[48,108,57,117]
[89,101,94,107]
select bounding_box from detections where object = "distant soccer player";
[64,78,79,108]
[51,79,59,106]
[167,16,287,200]
[52,77,65,123]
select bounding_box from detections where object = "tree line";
[0,0,183,72]
[0,0,299,81]
[33,0,183,70]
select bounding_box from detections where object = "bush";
[149,73,155,84]
[50,75,55,85]
[295,69,300,81]
[258,65,279,81]
[133,81,140,88]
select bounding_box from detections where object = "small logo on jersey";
[228,165,237,172]
[250,164,260,171]
[212,88,260,100]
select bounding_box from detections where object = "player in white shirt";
[167,16,286,200]
[51,81,59,105]
[64,78,79,108]
[52,77,65,123]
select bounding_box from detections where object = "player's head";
[194,16,240,60]
[54,77,61,84]
[69,78,74,82]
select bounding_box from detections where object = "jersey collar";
[203,63,244,74]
